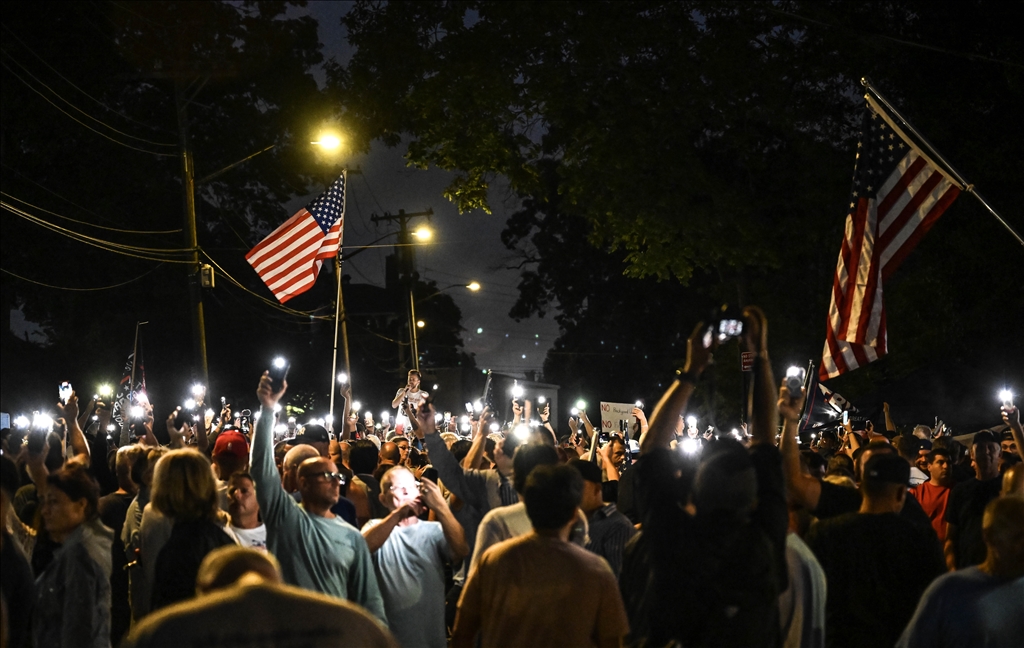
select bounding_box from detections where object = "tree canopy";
[336,0,1024,425]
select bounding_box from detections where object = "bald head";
[380,442,401,464]
[1002,463,1024,498]
[282,445,320,492]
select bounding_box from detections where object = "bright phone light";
[681,438,699,454]
[537,395,546,404]
[511,383,524,398]
[273,404,282,413]
[380,412,390,423]
[106,424,116,432]
[461,423,472,433]
[184,398,196,410]
[473,400,483,413]
[272,357,286,369]
[130,406,144,419]
[274,424,288,434]
[786,366,802,378]
[434,412,443,423]
[575,400,586,410]
[513,424,530,440]
[13,415,29,428]
[489,422,500,433]
[999,389,1014,406]
[98,384,113,398]
[337,372,348,384]
[205,409,215,418]
[686,415,698,427]
[635,400,643,408]
[325,414,334,424]
[191,384,205,396]
[570,408,579,416]
[351,401,362,413]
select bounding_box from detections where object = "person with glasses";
[361,465,469,648]
[251,371,387,624]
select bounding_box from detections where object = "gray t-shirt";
[363,520,450,648]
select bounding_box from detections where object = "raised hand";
[257,371,287,410]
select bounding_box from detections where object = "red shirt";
[910,480,951,541]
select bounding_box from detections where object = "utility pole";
[175,80,209,387]
[370,208,433,373]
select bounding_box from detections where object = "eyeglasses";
[304,471,345,484]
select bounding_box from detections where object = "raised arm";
[252,372,295,528]
[57,391,91,466]
[883,401,897,433]
[362,504,420,552]
[779,383,822,511]
[641,322,712,454]
[462,409,491,470]
[1002,405,1023,462]
[420,478,469,561]
[420,405,490,511]
[742,306,777,447]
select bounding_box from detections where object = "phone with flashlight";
[702,305,745,348]
[842,410,849,426]
[785,366,806,395]
[59,382,73,405]
[1000,389,1014,408]
[268,357,290,391]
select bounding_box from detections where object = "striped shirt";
[585,503,637,578]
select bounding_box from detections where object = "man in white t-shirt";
[228,472,267,551]
[362,466,468,648]
[391,370,429,433]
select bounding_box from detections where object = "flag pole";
[861,77,1023,248]
[328,169,352,433]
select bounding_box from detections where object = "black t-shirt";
[813,479,935,537]
[946,475,1002,568]
[806,512,945,648]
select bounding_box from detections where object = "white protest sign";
[599,402,638,434]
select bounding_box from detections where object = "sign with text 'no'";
[599,402,638,433]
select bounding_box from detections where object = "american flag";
[820,96,961,381]
[247,175,345,303]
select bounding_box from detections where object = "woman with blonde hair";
[141,449,237,612]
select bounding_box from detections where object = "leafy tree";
[336,0,1024,425]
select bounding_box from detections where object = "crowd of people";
[1,307,1022,648]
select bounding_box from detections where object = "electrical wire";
[0,49,176,146]
[2,201,193,263]
[198,250,334,320]
[0,59,176,157]
[0,189,182,235]
[1,263,164,291]
[0,25,173,136]
[1,163,182,234]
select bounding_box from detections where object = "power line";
[0,163,182,234]
[2,201,193,263]
[199,250,333,320]
[1,263,164,291]
[1,190,181,235]
[0,59,176,157]
[0,25,173,135]
[0,49,176,146]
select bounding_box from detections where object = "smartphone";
[785,366,806,395]
[422,467,439,484]
[717,318,744,343]
[268,357,290,391]
[59,381,73,405]
[999,389,1014,408]
[842,410,849,425]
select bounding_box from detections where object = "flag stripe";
[246,176,346,303]
[820,98,958,380]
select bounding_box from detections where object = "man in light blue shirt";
[363,403,469,648]
[252,371,387,624]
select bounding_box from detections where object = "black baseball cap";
[863,453,910,486]
[288,424,330,445]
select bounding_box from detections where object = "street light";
[467,281,481,291]
[413,226,433,241]
[416,320,425,328]
[311,134,342,150]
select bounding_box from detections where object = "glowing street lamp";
[466,281,481,291]
[311,133,342,150]
[413,226,433,242]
